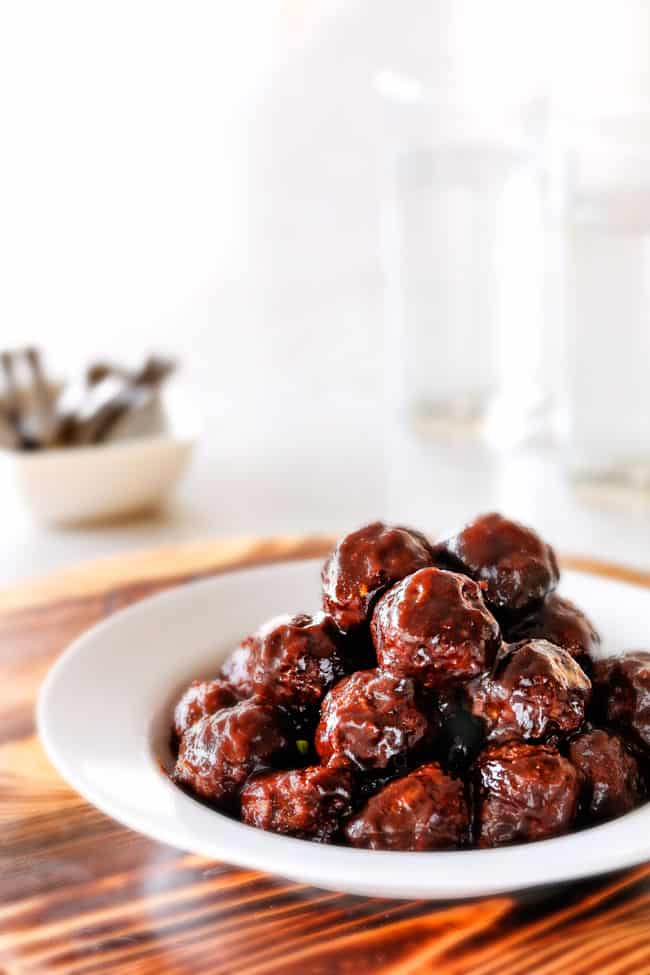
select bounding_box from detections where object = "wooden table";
[3,538,650,975]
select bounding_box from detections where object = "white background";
[2,1,650,586]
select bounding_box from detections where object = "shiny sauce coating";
[169,514,649,851]
[321,522,433,632]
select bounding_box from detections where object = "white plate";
[37,559,650,900]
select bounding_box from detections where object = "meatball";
[475,741,578,847]
[569,729,642,822]
[437,512,559,615]
[593,652,650,751]
[371,567,500,689]
[172,678,239,741]
[221,613,346,709]
[315,669,427,770]
[241,766,353,842]
[505,594,600,665]
[345,763,469,851]
[466,639,591,744]
[174,700,288,806]
[321,522,433,632]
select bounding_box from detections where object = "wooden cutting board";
[2,538,650,975]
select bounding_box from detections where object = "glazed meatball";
[221,613,346,709]
[315,669,428,770]
[505,594,600,666]
[569,729,642,822]
[321,522,433,632]
[174,700,288,807]
[466,639,591,744]
[371,567,500,689]
[241,766,353,842]
[593,652,650,750]
[437,512,559,615]
[345,763,469,851]
[172,678,239,741]
[475,742,579,847]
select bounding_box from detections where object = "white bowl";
[37,558,650,900]
[2,384,200,525]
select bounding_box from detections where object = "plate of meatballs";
[38,514,650,899]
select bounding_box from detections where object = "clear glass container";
[378,73,555,448]
[563,114,650,506]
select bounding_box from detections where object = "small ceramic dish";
[1,383,200,525]
[37,558,650,899]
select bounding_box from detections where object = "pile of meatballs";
[171,514,650,850]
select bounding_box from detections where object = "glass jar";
[378,73,555,448]
[563,114,650,505]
